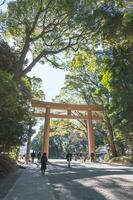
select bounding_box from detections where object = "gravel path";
[47,160,133,200]
[1,165,55,200]
[0,160,133,200]
[0,167,23,200]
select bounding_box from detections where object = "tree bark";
[105,115,117,157]
[26,129,32,164]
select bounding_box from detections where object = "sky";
[28,63,67,133]
[27,62,67,134]
[28,63,66,101]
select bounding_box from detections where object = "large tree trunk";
[105,115,118,157]
[26,131,32,164]
[59,136,64,156]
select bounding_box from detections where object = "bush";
[109,155,133,165]
[0,155,17,176]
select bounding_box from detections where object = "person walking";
[37,151,41,167]
[31,151,36,163]
[66,152,72,168]
[41,152,48,174]
[90,152,95,162]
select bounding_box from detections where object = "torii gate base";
[31,100,103,158]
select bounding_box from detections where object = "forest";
[0,0,133,167]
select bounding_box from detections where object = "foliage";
[100,46,133,136]
[54,53,118,156]
[31,118,88,158]
[109,155,133,165]
[0,40,45,154]
[0,70,28,150]
[70,51,97,72]
[31,126,43,153]
[0,40,18,74]
[1,0,92,80]
[0,155,17,176]
[50,119,87,158]
[56,0,133,156]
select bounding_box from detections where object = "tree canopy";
[3,0,92,80]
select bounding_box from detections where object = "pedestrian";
[31,151,36,163]
[66,152,72,168]
[41,152,48,174]
[90,152,95,162]
[83,152,88,163]
[79,152,83,163]
[37,151,41,167]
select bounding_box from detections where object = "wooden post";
[87,110,95,156]
[43,107,50,157]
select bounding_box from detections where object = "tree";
[24,76,45,162]
[31,118,88,158]
[3,0,91,80]
[0,70,28,152]
[54,51,118,157]
[51,123,87,158]
[99,45,133,153]
[0,40,45,156]
[0,40,17,74]
[55,0,133,156]
[31,126,43,153]
[2,0,132,81]
[95,1,133,152]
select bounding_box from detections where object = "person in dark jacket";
[41,152,48,174]
[66,152,72,168]
[31,151,36,163]
[90,152,95,162]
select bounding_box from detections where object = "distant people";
[41,152,48,174]
[66,152,72,167]
[31,151,36,163]
[79,152,83,163]
[90,152,95,162]
[22,154,25,160]
[74,153,78,161]
[83,153,88,163]
[37,151,41,167]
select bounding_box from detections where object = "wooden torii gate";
[31,100,104,157]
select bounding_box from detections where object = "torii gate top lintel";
[31,99,104,121]
[31,100,104,112]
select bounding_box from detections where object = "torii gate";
[31,100,104,157]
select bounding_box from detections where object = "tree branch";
[0,0,6,7]
[44,56,59,68]
[31,13,68,42]
[29,0,43,35]
[13,51,45,81]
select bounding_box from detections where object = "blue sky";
[28,63,66,101]
[28,63,66,132]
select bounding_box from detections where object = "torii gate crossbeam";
[31,100,104,158]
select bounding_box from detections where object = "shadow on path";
[47,162,133,200]
[1,166,55,200]
[0,168,23,200]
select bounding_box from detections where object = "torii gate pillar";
[87,110,95,156]
[42,107,50,157]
